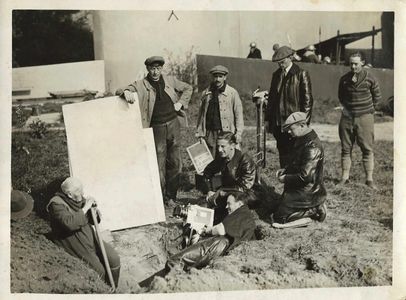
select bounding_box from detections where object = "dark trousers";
[84,241,120,283]
[166,236,229,271]
[272,126,294,168]
[152,118,182,200]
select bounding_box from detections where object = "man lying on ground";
[46,177,120,288]
[166,191,256,272]
[272,112,327,229]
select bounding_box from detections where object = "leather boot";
[110,266,120,289]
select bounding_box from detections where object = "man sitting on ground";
[272,112,327,228]
[46,177,120,288]
[166,191,256,271]
[202,131,257,223]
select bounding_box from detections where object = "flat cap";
[144,56,165,66]
[282,112,307,132]
[209,65,229,75]
[272,46,294,62]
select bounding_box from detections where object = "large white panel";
[62,97,165,231]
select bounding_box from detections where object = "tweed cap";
[144,56,165,66]
[11,190,34,220]
[272,46,294,62]
[306,45,316,51]
[209,65,229,75]
[282,112,307,132]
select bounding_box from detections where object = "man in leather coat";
[266,46,314,167]
[272,112,327,228]
[202,131,257,223]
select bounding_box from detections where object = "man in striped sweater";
[337,52,382,190]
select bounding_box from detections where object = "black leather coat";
[267,63,313,131]
[283,130,326,209]
[203,149,256,192]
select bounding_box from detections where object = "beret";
[144,56,165,66]
[272,46,294,62]
[282,112,307,132]
[209,65,229,75]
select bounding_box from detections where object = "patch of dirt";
[10,128,393,294]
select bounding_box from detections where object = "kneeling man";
[166,191,256,271]
[272,112,327,228]
[202,131,257,222]
[46,177,120,288]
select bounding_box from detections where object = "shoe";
[336,178,350,186]
[366,180,378,191]
[314,203,327,222]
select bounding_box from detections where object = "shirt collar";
[284,62,293,74]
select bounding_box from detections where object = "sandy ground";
[10,124,393,294]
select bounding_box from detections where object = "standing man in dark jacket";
[272,112,327,228]
[337,52,382,190]
[166,191,256,271]
[118,56,193,205]
[266,46,314,167]
[47,177,120,288]
[247,42,262,59]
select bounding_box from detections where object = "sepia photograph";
[1,1,405,299]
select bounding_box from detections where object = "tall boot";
[338,156,351,185]
[110,266,120,289]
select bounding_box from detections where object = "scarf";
[55,192,84,212]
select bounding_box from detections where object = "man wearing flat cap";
[272,112,327,229]
[266,45,314,167]
[117,56,192,205]
[196,65,244,157]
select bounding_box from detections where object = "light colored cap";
[282,112,307,132]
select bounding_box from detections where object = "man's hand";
[82,196,96,214]
[198,137,205,144]
[174,102,183,111]
[123,90,138,104]
[276,168,286,178]
[277,174,286,183]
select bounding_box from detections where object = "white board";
[62,97,165,231]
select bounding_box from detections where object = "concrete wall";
[12,60,105,100]
[196,55,394,102]
[92,11,383,93]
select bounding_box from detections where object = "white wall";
[92,11,382,92]
[12,60,106,100]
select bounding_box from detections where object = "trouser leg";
[354,113,375,182]
[338,114,355,180]
[95,241,121,286]
[205,130,219,158]
[273,126,293,168]
[166,118,182,199]
[166,236,229,271]
[153,124,168,199]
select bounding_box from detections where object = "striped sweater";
[338,69,382,116]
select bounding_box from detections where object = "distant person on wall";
[266,46,314,167]
[272,112,327,229]
[247,42,262,59]
[46,177,121,288]
[117,56,193,206]
[166,190,256,272]
[196,65,244,157]
[202,131,256,223]
[337,52,382,190]
[302,45,321,63]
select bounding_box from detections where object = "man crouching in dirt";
[202,131,257,223]
[166,191,255,272]
[46,177,120,288]
[271,112,327,229]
